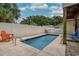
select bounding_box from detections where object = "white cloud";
[50,5,63,17]
[15,17,22,23]
[19,6,30,11]
[30,3,48,10]
[51,9,63,14]
[50,14,54,17]
[19,3,48,11]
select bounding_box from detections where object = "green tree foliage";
[0,3,20,22]
[21,15,63,26]
[51,16,63,25]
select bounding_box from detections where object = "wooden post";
[75,14,78,34]
[75,18,77,34]
[63,7,67,44]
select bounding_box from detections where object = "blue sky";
[16,3,63,23]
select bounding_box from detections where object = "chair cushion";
[1,31,11,41]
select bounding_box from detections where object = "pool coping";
[19,33,59,51]
[15,33,66,56]
[0,33,66,56]
[17,33,60,51]
[17,33,60,52]
[37,34,66,56]
[21,34,59,50]
[21,33,58,41]
[21,33,46,41]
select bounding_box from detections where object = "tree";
[0,3,20,22]
[20,15,63,26]
[51,16,63,25]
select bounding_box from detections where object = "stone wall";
[0,23,46,37]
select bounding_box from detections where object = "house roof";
[63,3,79,19]
[62,3,76,7]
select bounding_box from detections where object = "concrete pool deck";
[0,34,66,56]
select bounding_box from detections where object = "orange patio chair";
[0,30,14,42]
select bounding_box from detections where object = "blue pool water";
[22,34,58,50]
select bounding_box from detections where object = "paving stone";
[66,41,79,56]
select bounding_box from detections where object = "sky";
[16,3,63,23]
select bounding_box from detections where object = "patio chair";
[68,33,79,39]
[67,30,79,41]
[0,30,14,42]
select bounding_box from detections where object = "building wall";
[66,19,75,34]
[0,23,46,37]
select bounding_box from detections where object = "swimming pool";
[22,34,58,50]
